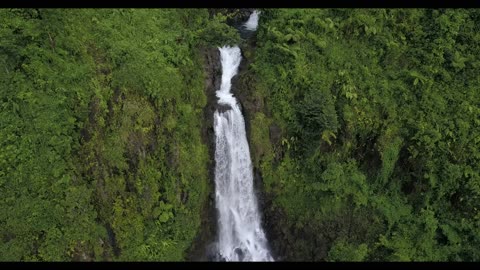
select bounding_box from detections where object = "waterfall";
[243,10,260,31]
[213,19,272,260]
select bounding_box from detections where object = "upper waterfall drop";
[216,46,242,107]
[243,10,260,31]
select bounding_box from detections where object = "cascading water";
[243,10,260,31]
[213,11,273,262]
[214,46,272,262]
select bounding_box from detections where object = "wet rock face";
[209,9,258,39]
[186,47,222,261]
[231,9,259,40]
[225,8,255,27]
[205,243,223,261]
[204,48,222,101]
[201,47,222,156]
[234,247,245,261]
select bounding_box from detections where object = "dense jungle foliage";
[1,8,479,262]
[244,8,480,261]
[0,8,239,261]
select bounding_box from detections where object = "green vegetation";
[1,8,479,262]
[244,9,480,261]
[0,8,239,261]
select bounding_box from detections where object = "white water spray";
[243,10,260,31]
[213,45,273,261]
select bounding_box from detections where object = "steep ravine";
[187,10,281,261]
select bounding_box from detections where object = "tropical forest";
[0,8,479,261]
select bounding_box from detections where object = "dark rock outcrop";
[186,47,221,261]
